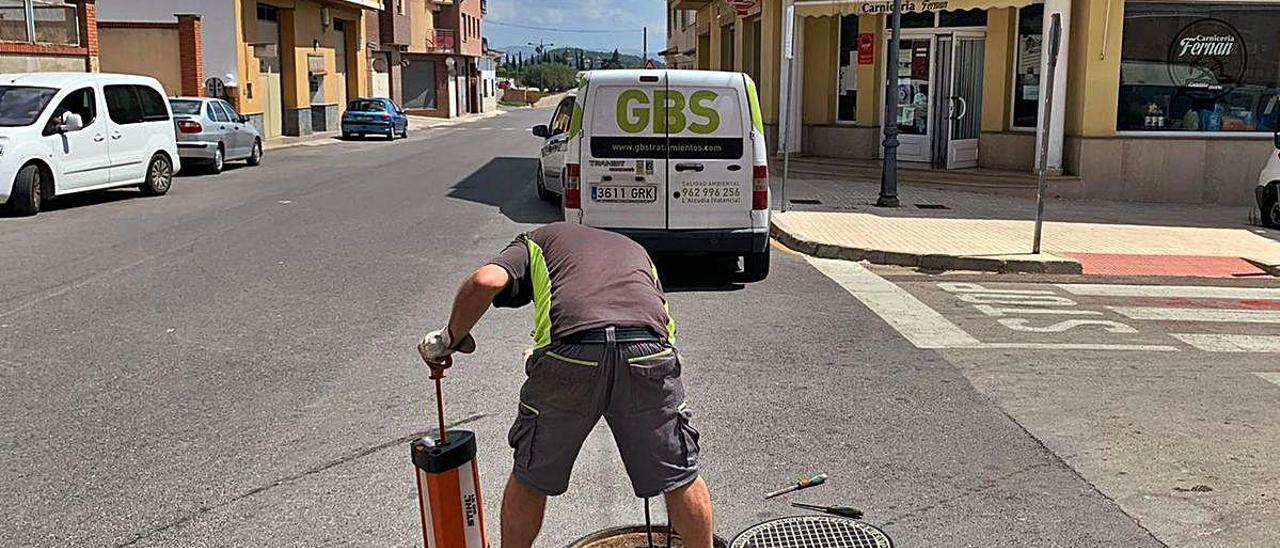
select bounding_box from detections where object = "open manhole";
[570,525,729,548]
[730,517,892,548]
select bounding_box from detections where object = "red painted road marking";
[1066,253,1269,278]
[1114,297,1280,310]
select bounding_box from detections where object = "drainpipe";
[1035,0,1070,175]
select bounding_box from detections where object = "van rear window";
[591,137,743,160]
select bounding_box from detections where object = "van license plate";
[592,185,657,203]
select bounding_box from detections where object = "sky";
[484,0,666,56]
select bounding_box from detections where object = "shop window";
[939,9,987,28]
[1118,3,1280,133]
[837,14,858,122]
[1012,4,1043,130]
[900,12,934,29]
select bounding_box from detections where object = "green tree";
[521,63,578,92]
[602,49,623,70]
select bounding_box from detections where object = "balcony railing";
[426,29,456,53]
[0,0,80,45]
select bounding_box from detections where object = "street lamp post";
[877,0,903,208]
[527,40,554,91]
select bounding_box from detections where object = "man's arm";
[446,264,511,343]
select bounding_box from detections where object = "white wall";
[96,0,239,87]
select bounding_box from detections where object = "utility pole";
[643,26,648,67]
[877,0,904,208]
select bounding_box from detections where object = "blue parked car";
[341,97,408,140]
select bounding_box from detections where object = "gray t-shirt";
[487,223,671,341]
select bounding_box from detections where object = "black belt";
[561,326,666,345]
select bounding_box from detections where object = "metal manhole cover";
[730,516,892,548]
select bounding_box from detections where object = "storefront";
[766,0,1277,205]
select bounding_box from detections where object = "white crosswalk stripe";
[1172,335,1280,353]
[809,258,1280,354]
[1109,307,1280,324]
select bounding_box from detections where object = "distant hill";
[497,45,664,69]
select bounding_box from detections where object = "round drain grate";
[730,517,892,548]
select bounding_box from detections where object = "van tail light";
[752,165,769,210]
[564,163,582,209]
[177,120,203,134]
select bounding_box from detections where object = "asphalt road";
[0,107,1164,547]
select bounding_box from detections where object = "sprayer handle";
[429,356,452,380]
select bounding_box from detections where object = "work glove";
[417,328,476,369]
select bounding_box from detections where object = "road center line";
[1109,307,1280,324]
[806,257,981,349]
[1058,284,1280,300]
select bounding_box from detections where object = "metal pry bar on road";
[790,501,864,519]
[764,473,828,499]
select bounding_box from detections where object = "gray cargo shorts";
[506,329,701,498]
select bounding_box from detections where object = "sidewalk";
[770,161,1280,277]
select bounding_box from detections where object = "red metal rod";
[433,375,447,444]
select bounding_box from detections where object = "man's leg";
[665,476,714,548]
[500,474,547,548]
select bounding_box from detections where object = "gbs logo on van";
[615,89,721,134]
[591,89,743,161]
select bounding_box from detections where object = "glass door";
[885,35,934,163]
[945,33,985,169]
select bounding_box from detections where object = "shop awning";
[795,0,1033,17]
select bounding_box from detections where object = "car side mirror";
[532,124,550,138]
[58,112,83,133]
[239,115,251,124]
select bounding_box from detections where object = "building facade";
[97,0,379,139]
[671,0,1278,206]
[395,0,485,118]
[662,1,699,69]
[0,0,98,73]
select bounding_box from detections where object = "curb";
[262,110,508,152]
[770,221,1084,275]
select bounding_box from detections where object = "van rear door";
[581,73,668,230]
[665,73,751,230]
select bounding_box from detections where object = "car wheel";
[210,145,225,174]
[8,164,44,216]
[536,167,554,202]
[1263,185,1280,229]
[741,250,771,282]
[140,153,174,196]
[246,140,263,166]
[400,125,409,139]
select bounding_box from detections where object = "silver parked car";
[169,97,263,174]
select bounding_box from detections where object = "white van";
[0,73,180,216]
[537,69,771,281]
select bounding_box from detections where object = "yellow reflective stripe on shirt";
[528,238,553,348]
[651,264,677,343]
[545,350,599,367]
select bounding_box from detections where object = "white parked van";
[0,73,180,216]
[535,70,771,281]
